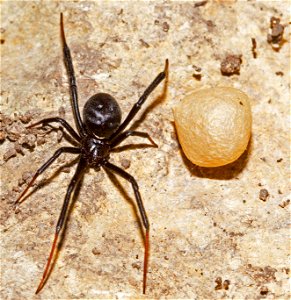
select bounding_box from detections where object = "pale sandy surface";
[1,1,290,299]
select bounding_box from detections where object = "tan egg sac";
[173,87,252,167]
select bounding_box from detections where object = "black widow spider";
[15,13,168,294]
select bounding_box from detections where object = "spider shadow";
[39,173,84,290]
[129,62,169,132]
[112,143,157,153]
[34,126,79,147]
[41,165,146,288]
[18,157,80,205]
[172,122,253,179]
[57,176,83,254]
[34,156,149,288]
[103,168,145,245]
[62,130,80,147]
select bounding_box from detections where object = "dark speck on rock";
[162,21,170,32]
[120,158,131,169]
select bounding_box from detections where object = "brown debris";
[139,39,150,48]
[251,38,257,58]
[275,71,283,76]
[18,133,37,148]
[220,54,242,76]
[259,189,269,201]
[223,279,230,290]
[214,277,230,290]
[267,17,285,50]
[194,0,207,7]
[36,135,46,146]
[0,130,6,142]
[3,147,17,161]
[131,262,141,270]
[92,247,101,256]
[19,111,34,124]
[6,122,24,142]
[260,286,269,295]
[192,65,202,80]
[162,21,170,32]
[0,113,13,127]
[246,264,277,284]
[279,199,290,209]
[14,141,24,154]
[1,110,64,161]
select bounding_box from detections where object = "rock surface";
[1,1,290,299]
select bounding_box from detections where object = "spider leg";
[109,59,169,140]
[15,147,81,206]
[60,13,86,137]
[110,130,158,148]
[28,117,81,142]
[35,157,87,294]
[103,161,150,294]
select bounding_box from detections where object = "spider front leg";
[35,157,87,294]
[60,13,86,137]
[103,161,150,294]
[28,117,81,142]
[110,130,158,148]
[15,147,81,205]
[109,59,169,140]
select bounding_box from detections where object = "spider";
[15,13,168,295]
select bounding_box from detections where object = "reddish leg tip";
[35,285,42,294]
[143,229,150,295]
[35,233,59,294]
[35,277,46,294]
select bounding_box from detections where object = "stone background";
[1,1,290,299]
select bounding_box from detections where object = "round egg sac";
[173,87,252,167]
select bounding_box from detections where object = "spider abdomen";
[83,93,122,138]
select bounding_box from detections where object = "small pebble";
[279,199,290,208]
[267,17,285,49]
[37,136,46,146]
[0,130,6,142]
[259,189,269,201]
[14,141,24,154]
[6,123,23,141]
[162,21,170,32]
[3,147,17,161]
[221,54,242,76]
[92,247,101,256]
[223,279,230,290]
[19,112,33,124]
[215,277,222,290]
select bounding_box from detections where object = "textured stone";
[1,1,289,299]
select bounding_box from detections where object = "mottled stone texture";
[1,1,290,299]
